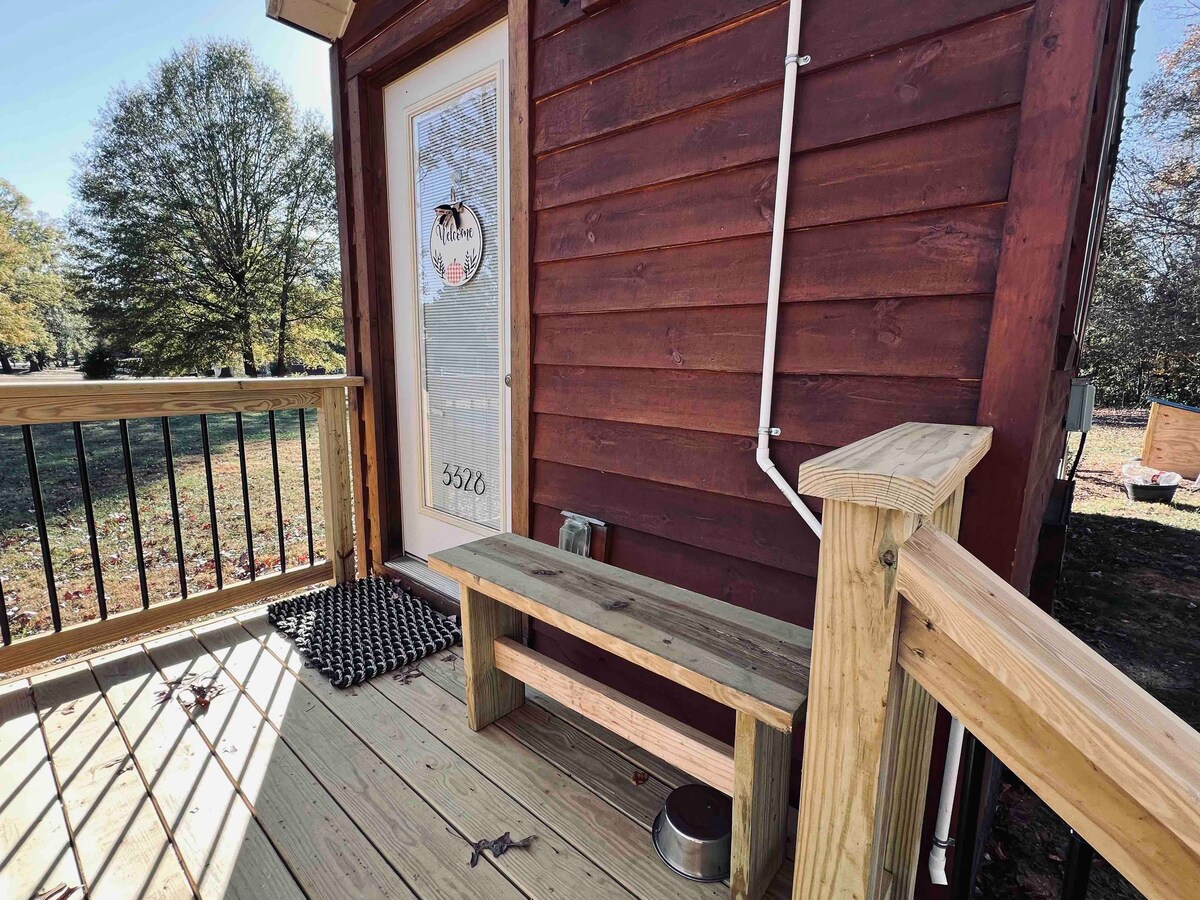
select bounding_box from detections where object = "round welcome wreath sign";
[429,202,483,287]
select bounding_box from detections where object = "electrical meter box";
[1066,378,1095,433]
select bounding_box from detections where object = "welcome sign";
[429,202,483,286]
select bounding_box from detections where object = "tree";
[0,179,83,373]
[1083,25,1200,406]
[71,40,342,376]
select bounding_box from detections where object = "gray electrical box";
[1066,377,1095,433]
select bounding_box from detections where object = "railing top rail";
[0,376,364,426]
[796,422,992,516]
[898,523,1200,899]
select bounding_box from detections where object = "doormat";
[267,576,461,688]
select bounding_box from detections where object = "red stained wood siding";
[329,1,1126,889]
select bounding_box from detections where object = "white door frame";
[383,20,511,561]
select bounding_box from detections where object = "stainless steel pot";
[652,784,733,882]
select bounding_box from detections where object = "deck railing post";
[790,423,991,900]
[317,384,355,584]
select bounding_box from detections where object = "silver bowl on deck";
[652,784,733,882]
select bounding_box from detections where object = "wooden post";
[883,486,964,898]
[791,423,991,900]
[318,385,355,584]
[460,586,525,731]
[732,712,791,900]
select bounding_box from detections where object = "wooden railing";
[0,376,360,671]
[790,423,1200,900]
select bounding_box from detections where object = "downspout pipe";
[929,717,965,885]
[758,0,822,539]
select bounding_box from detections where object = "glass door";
[384,21,509,561]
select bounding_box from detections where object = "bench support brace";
[461,586,525,730]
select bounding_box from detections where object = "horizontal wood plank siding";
[516,0,1037,800]
[534,298,992,378]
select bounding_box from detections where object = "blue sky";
[0,0,1191,220]
[0,0,332,219]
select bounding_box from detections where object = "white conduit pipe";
[757,0,821,539]
[929,717,966,885]
[760,0,962,882]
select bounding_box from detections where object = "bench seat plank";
[430,533,811,731]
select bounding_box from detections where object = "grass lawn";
[980,409,1200,899]
[0,410,327,644]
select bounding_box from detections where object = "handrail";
[0,375,364,426]
[0,377,359,671]
[898,524,1200,899]
[790,422,1200,900]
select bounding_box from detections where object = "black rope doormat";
[267,577,461,688]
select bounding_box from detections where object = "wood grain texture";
[430,532,811,730]
[141,634,415,900]
[88,647,303,900]
[965,0,1109,588]
[0,564,331,672]
[0,680,83,900]
[732,712,791,900]
[237,615,650,900]
[536,94,1018,214]
[318,386,355,582]
[345,0,500,78]
[796,423,993,516]
[185,623,525,900]
[533,460,821,577]
[1141,400,1200,480]
[533,366,980,448]
[535,206,1004,304]
[898,524,1200,900]
[533,0,1027,99]
[33,663,193,900]
[792,502,917,900]
[510,0,533,536]
[461,585,526,730]
[494,637,736,794]
[0,376,361,426]
[530,505,818,629]
[534,298,992,379]
[534,4,1030,153]
[883,486,965,899]
[533,415,829,508]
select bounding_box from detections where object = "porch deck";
[1,607,795,900]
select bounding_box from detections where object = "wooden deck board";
[188,620,526,900]
[237,613,647,900]
[1,606,802,900]
[88,646,302,900]
[138,632,417,900]
[0,680,83,899]
[31,662,192,899]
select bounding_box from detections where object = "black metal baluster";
[73,422,107,619]
[268,410,286,574]
[298,408,315,565]
[22,425,59,631]
[200,415,223,591]
[0,576,11,646]
[161,417,188,599]
[235,413,256,581]
[120,419,150,609]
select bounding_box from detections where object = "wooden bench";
[430,533,811,900]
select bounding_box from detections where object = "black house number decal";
[443,463,487,495]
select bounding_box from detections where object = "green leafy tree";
[1084,25,1200,406]
[71,39,342,376]
[0,180,83,373]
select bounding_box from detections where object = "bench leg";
[460,586,525,730]
[731,711,791,900]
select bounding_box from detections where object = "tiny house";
[266,0,1139,893]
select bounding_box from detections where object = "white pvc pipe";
[757,0,822,540]
[928,717,966,885]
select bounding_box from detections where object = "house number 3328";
[442,464,486,495]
